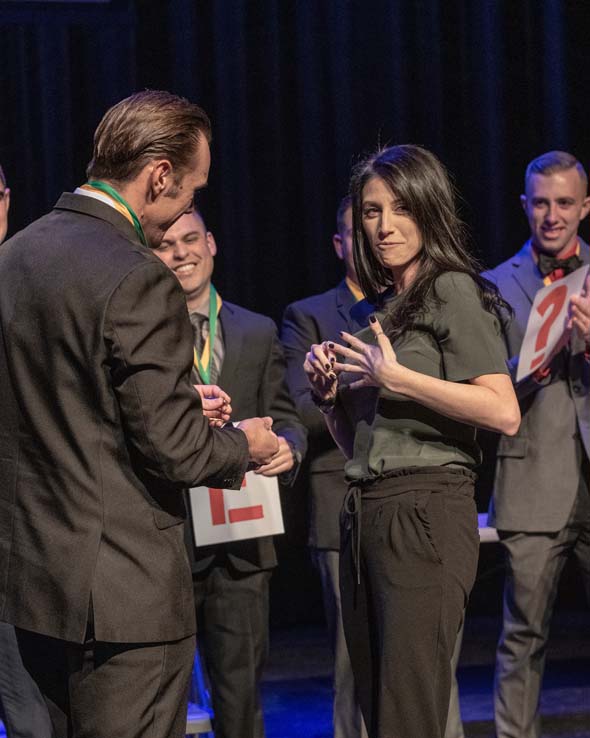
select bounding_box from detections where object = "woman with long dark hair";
[304,145,520,738]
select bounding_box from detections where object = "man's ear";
[4,188,10,215]
[519,194,527,213]
[206,230,217,257]
[333,233,344,261]
[148,159,174,197]
[580,195,590,222]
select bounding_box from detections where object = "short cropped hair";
[86,90,212,183]
[0,164,6,187]
[336,195,352,235]
[525,151,587,193]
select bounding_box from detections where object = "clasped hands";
[304,316,401,400]
[569,273,590,344]
[193,384,291,474]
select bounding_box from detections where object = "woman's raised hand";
[335,315,400,390]
[304,340,339,401]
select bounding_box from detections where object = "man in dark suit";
[0,163,53,738]
[484,151,590,738]
[281,196,370,738]
[155,208,307,738]
[0,91,278,738]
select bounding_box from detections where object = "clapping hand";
[569,273,590,343]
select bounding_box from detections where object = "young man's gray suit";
[484,240,590,738]
[0,194,249,738]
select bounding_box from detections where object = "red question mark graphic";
[529,284,568,371]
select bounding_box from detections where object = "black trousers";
[15,627,195,738]
[340,467,479,738]
[193,564,271,738]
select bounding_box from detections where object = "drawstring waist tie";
[341,466,476,585]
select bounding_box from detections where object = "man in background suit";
[155,208,307,738]
[0,163,53,738]
[281,196,369,738]
[0,91,278,738]
[485,151,590,738]
[0,164,10,243]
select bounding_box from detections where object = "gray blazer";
[0,194,249,644]
[484,240,590,532]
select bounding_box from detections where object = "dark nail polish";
[328,342,335,349]
[330,357,336,363]
[369,314,376,323]
[325,363,331,371]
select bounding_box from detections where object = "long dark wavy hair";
[350,145,509,340]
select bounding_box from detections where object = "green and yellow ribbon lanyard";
[82,180,148,246]
[193,285,223,384]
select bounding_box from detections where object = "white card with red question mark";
[516,265,589,382]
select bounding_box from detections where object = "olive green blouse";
[340,272,509,482]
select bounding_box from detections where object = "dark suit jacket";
[188,301,307,573]
[281,280,372,549]
[484,240,590,532]
[0,194,249,644]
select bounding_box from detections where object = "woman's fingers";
[332,344,366,362]
[348,376,374,390]
[307,343,337,378]
[333,361,365,374]
[368,316,396,357]
[339,330,370,353]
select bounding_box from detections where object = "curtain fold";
[0,0,587,321]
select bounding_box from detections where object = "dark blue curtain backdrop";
[2,0,590,322]
[1,0,589,620]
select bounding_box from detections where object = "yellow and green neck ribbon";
[193,285,223,384]
[83,180,147,246]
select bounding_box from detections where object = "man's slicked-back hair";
[86,90,212,183]
[336,195,352,235]
[525,150,588,193]
[0,164,6,187]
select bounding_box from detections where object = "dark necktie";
[537,251,583,278]
[189,313,207,355]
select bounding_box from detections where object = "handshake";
[194,384,279,468]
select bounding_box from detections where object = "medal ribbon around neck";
[84,180,148,246]
[194,285,222,384]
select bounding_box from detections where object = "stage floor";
[262,612,590,738]
[1,612,588,737]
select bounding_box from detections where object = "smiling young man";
[0,92,278,738]
[484,151,590,738]
[156,208,307,738]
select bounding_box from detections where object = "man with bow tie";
[484,151,590,738]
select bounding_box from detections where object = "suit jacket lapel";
[579,238,590,267]
[335,280,356,326]
[510,241,544,305]
[217,302,243,389]
[54,192,141,245]
[335,279,373,330]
